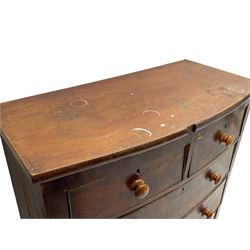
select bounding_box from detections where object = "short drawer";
[184,181,226,219]
[122,146,234,218]
[189,104,246,176]
[68,135,188,218]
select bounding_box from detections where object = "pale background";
[0,0,249,249]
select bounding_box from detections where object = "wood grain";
[1,60,250,182]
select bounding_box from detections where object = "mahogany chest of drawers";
[1,60,250,218]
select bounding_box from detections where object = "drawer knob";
[207,171,222,184]
[130,177,150,199]
[217,131,234,146]
[201,207,214,219]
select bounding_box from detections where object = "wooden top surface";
[1,60,250,183]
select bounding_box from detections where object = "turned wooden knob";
[217,131,234,146]
[207,171,222,184]
[130,177,150,199]
[201,207,214,218]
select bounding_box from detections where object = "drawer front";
[189,105,246,176]
[184,181,226,219]
[68,135,188,218]
[122,146,233,218]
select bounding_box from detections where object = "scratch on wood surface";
[70,98,88,107]
[142,110,161,116]
[199,104,218,113]
[131,132,141,139]
[197,133,203,140]
[132,128,152,137]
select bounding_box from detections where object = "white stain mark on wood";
[70,98,88,107]
[159,122,176,129]
[130,92,134,96]
[142,110,161,116]
[132,128,152,137]
[227,87,245,94]
[170,114,175,117]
